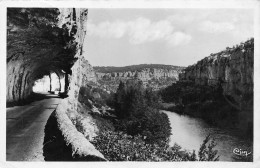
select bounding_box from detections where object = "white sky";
[84,8,253,67]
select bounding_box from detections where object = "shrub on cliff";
[160,81,222,104]
[91,131,219,161]
[78,86,114,109]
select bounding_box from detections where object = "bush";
[91,113,115,134]
[115,108,171,144]
[198,135,219,161]
[91,131,219,161]
[78,86,115,109]
[70,115,85,134]
[91,130,179,161]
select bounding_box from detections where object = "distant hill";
[94,64,185,73]
[94,64,185,93]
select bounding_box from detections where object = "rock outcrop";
[6,8,80,105]
[7,8,97,104]
[179,38,254,108]
[94,64,184,92]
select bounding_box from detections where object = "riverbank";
[163,110,253,162]
[160,101,253,142]
[159,80,253,140]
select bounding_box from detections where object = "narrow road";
[6,93,61,161]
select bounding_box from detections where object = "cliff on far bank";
[94,64,185,92]
[179,38,254,110]
[161,38,254,134]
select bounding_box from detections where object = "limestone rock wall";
[68,57,97,110]
[96,68,181,81]
[95,67,184,92]
[179,38,254,105]
[60,9,98,110]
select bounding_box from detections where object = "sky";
[83,8,254,67]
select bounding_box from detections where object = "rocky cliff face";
[6,8,97,106]
[179,38,254,108]
[7,8,82,104]
[94,65,184,92]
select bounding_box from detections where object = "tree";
[114,79,171,143]
[198,135,219,161]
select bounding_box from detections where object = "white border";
[0,0,259,168]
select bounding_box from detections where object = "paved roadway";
[6,93,61,161]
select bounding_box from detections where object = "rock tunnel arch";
[32,70,66,94]
[6,8,88,106]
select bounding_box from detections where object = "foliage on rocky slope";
[88,79,219,161]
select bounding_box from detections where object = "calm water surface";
[163,110,252,161]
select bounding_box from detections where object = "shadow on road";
[43,111,74,161]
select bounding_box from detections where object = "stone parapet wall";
[54,98,106,161]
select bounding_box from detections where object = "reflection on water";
[163,110,252,161]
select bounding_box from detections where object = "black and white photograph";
[1,0,260,167]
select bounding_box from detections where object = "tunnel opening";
[32,72,65,94]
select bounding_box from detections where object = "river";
[163,110,253,161]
